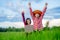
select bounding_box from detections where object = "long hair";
[25,18,31,25]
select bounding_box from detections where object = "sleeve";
[29,7,34,19]
[22,12,26,25]
[41,6,47,18]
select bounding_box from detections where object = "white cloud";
[0,22,24,28]
[0,0,60,22]
[7,2,13,8]
[20,0,42,3]
[48,19,60,27]
[0,19,60,28]
[0,7,19,20]
[44,16,54,19]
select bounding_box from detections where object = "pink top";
[29,6,47,30]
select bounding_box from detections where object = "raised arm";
[41,3,48,16]
[22,11,26,25]
[28,3,34,19]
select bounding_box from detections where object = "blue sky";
[0,0,60,22]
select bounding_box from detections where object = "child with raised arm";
[21,11,33,36]
[28,3,48,31]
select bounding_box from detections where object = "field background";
[0,27,60,40]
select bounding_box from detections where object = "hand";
[28,2,31,7]
[22,11,24,14]
[45,3,48,6]
[21,9,24,13]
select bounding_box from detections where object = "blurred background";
[0,0,60,28]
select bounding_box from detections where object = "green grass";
[0,27,60,40]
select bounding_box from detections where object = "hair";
[33,10,42,17]
[25,18,31,25]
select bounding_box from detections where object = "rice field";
[0,27,60,40]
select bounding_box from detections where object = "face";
[35,14,40,18]
[26,19,31,25]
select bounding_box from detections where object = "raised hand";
[45,3,48,6]
[28,2,31,8]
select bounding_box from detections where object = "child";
[22,11,31,25]
[22,11,33,36]
[28,3,48,31]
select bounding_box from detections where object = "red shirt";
[29,6,47,30]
